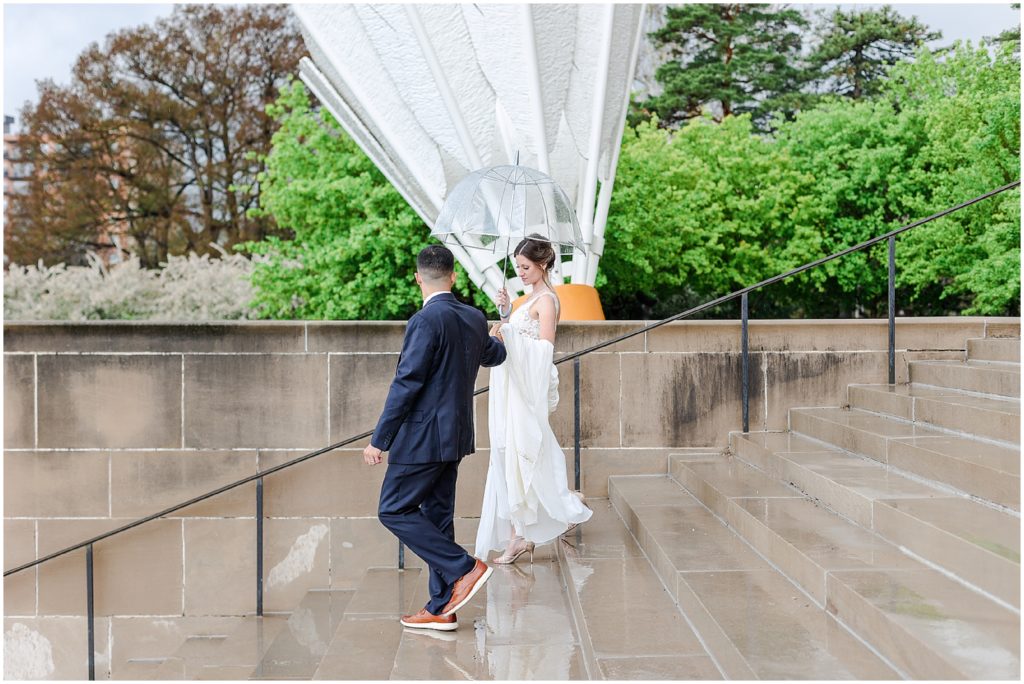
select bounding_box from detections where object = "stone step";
[848,384,1020,444]
[670,454,1020,680]
[909,359,1020,397]
[316,557,590,679]
[114,616,240,680]
[146,633,230,680]
[790,406,1020,509]
[732,431,1020,609]
[387,556,587,680]
[312,567,422,680]
[968,337,1021,363]
[555,497,727,680]
[608,474,900,680]
[251,589,353,680]
[143,616,287,680]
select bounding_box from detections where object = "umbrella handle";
[497,302,512,319]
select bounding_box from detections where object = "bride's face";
[515,254,544,287]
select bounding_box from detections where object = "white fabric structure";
[292,4,645,300]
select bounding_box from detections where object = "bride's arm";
[534,296,557,344]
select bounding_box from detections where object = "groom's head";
[415,244,457,295]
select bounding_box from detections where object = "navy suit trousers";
[378,459,476,615]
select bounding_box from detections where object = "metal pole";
[574,357,581,491]
[86,544,95,681]
[888,236,896,385]
[741,293,750,433]
[398,541,405,570]
[256,478,264,617]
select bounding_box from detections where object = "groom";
[363,244,507,631]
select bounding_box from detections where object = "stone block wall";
[4,317,1018,637]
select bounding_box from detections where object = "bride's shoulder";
[531,291,558,317]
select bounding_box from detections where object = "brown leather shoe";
[440,558,492,617]
[400,608,458,631]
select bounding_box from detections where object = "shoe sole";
[440,565,493,617]
[399,619,459,631]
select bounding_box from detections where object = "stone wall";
[4,318,1018,634]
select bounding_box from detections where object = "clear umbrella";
[433,163,585,317]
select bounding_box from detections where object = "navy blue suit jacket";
[371,292,507,464]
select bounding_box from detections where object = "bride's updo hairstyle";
[514,233,561,320]
[514,233,557,284]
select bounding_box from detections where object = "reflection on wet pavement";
[253,590,352,679]
[315,558,587,680]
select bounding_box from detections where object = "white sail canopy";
[293,3,645,298]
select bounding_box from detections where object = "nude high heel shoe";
[494,538,535,565]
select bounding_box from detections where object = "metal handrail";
[4,180,1019,679]
[4,179,1018,579]
[3,431,373,577]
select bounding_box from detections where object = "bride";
[475,234,593,565]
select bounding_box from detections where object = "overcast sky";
[3,2,1020,130]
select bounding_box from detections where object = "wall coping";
[4,317,1017,355]
[4,315,1019,329]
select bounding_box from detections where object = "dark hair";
[514,233,557,274]
[417,244,455,281]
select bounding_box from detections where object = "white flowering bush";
[4,251,258,321]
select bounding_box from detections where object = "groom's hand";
[363,444,384,466]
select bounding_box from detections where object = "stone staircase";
[572,337,1020,679]
[112,337,1019,680]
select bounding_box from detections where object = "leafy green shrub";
[239,80,491,320]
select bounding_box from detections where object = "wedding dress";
[474,290,593,558]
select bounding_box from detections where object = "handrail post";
[398,541,405,570]
[86,544,95,681]
[741,293,750,433]
[888,236,896,385]
[574,357,581,491]
[256,477,264,617]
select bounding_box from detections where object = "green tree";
[640,4,811,131]
[808,6,941,100]
[599,115,818,319]
[885,42,1021,314]
[240,80,491,320]
[772,97,930,316]
[607,41,1019,319]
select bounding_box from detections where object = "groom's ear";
[448,271,457,287]
[414,272,423,286]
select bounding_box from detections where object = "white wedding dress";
[474,291,593,558]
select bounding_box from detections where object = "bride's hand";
[489,322,504,341]
[496,288,510,311]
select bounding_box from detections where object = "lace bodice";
[508,290,559,340]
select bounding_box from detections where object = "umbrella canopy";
[432,165,586,262]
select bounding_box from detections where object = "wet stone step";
[731,431,1020,609]
[669,455,1020,680]
[556,497,720,680]
[251,589,353,680]
[848,384,1020,444]
[789,407,1019,508]
[967,337,1020,363]
[609,475,899,680]
[909,359,1020,397]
